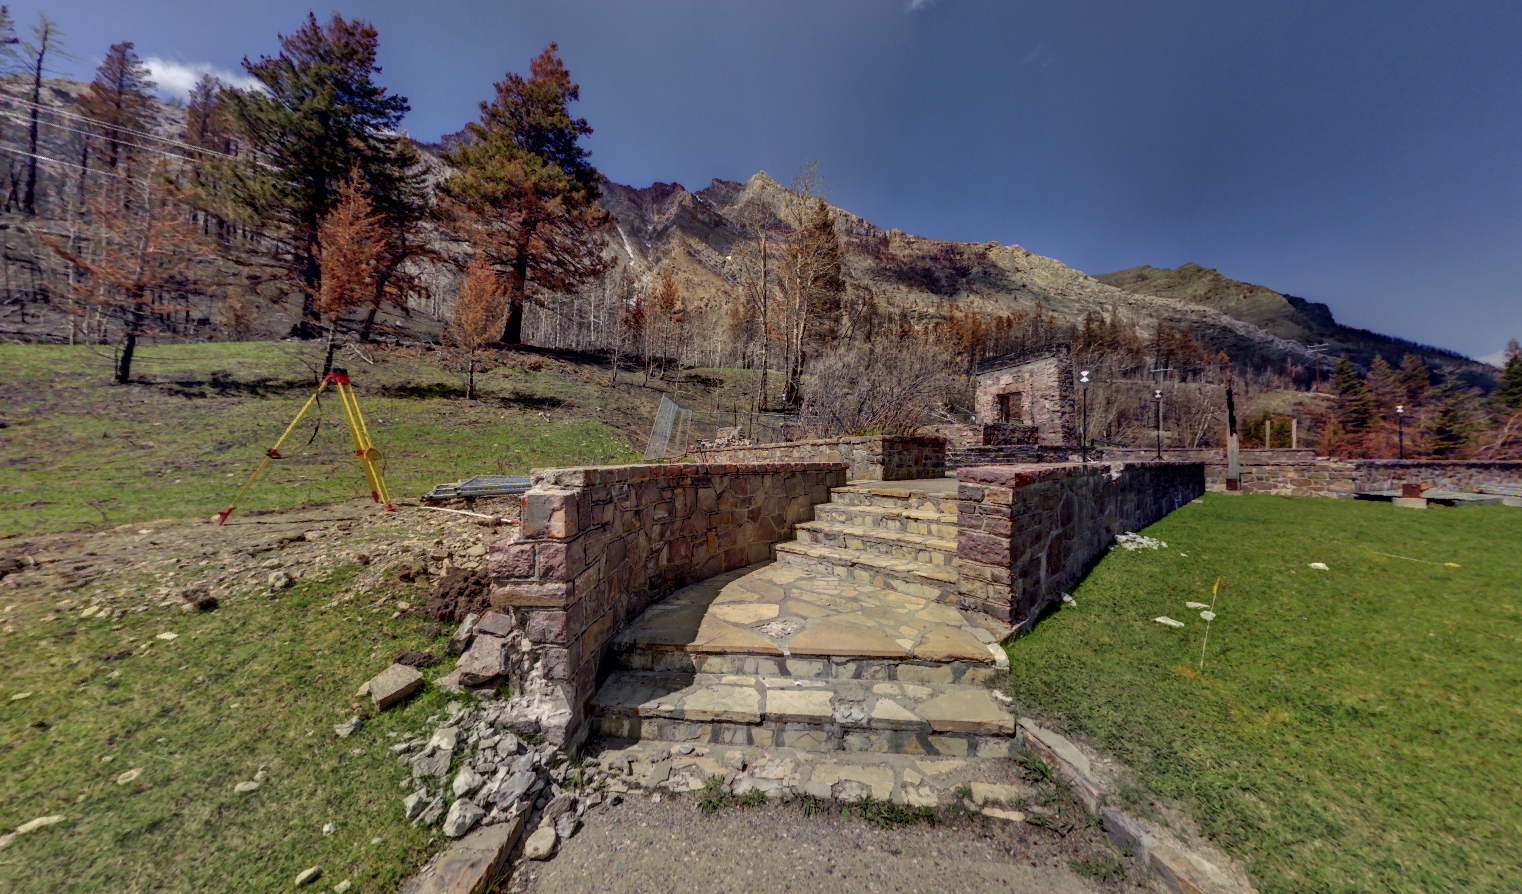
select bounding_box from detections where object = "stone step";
[596,740,1039,810]
[590,671,1020,757]
[812,503,960,539]
[793,521,958,567]
[828,484,960,516]
[772,541,958,604]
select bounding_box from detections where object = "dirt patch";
[426,567,492,623]
[394,650,439,667]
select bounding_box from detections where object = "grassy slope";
[0,343,765,536]
[1006,494,1521,894]
[0,566,463,893]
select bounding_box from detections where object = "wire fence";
[642,395,974,459]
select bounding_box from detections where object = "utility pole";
[759,233,769,411]
[1154,389,1164,459]
[1306,344,1328,393]
[1225,382,1241,491]
[1080,370,1090,463]
[1396,405,1405,460]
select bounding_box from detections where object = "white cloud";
[906,0,935,11]
[143,57,263,98]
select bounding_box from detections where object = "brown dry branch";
[315,175,386,372]
[43,172,212,383]
[443,253,509,400]
[799,327,955,437]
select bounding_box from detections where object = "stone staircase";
[772,482,961,604]
[590,480,1021,758]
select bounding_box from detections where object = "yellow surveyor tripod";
[216,367,393,525]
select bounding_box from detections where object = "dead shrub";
[799,329,954,436]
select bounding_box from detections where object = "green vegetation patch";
[0,344,643,536]
[0,567,463,893]
[1006,494,1521,894]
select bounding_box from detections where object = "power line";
[0,93,239,161]
[0,110,208,165]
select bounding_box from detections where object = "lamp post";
[1080,370,1090,463]
[1154,389,1163,460]
[1395,404,1405,460]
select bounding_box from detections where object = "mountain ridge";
[596,173,1487,379]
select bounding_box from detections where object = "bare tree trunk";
[22,27,51,218]
[116,308,142,384]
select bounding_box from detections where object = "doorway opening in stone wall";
[997,392,1022,424]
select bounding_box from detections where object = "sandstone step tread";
[592,671,1020,755]
[597,740,1038,807]
[794,520,958,554]
[774,541,958,583]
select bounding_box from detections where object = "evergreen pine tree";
[78,42,156,175]
[1426,373,1479,457]
[1397,353,1431,407]
[438,44,610,344]
[1494,339,1522,413]
[215,13,421,336]
[1331,355,1376,454]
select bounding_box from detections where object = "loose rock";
[523,825,557,860]
[333,716,362,738]
[294,866,321,886]
[442,798,485,838]
[365,663,423,710]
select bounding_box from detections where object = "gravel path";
[509,794,1139,894]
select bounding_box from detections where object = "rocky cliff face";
[598,173,1483,377]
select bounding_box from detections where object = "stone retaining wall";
[1095,449,1522,497]
[687,435,945,481]
[955,462,1205,628]
[487,461,849,745]
[947,444,1085,470]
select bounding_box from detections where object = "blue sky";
[12,1,1521,361]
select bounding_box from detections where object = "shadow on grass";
[154,373,313,399]
[501,391,565,411]
[376,381,467,400]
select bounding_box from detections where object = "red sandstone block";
[538,647,570,681]
[490,543,536,580]
[491,581,573,609]
[959,531,1011,566]
[526,610,569,645]
[578,610,615,658]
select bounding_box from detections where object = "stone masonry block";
[489,543,535,580]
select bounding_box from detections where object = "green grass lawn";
[1006,494,1522,894]
[0,343,665,536]
[0,567,467,893]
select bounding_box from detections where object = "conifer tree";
[1426,373,1479,457]
[1330,355,1376,454]
[315,176,386,373]
[1397,353,1431,406]
[215,13,421,336]
[445,255,509,400]
[439,44,611,344]
[78,41,156,176]
[1494,339,1522,413]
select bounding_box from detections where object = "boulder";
[455,635,507,686]
[366,664,423,710]
[442,798,485,838]
[523,826,557,860]
[447,613,480,655]
[476,611,514,637]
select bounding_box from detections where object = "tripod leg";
[338,382,392,509]
[216,380,330,525]
[348,383,393,510]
